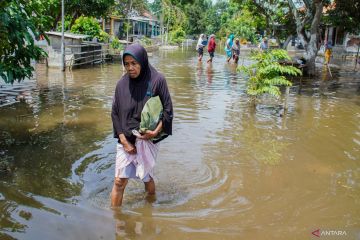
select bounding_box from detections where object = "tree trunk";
[282,35,293,49]
[291,0,323,76]
[70,11,79,29]
[52,12,62,30]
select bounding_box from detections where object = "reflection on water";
[1,48,360,239]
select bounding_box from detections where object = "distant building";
[102,10,161,40]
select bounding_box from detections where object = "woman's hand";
[123,141,137,154]
[138,130,158,140]
[119,134,136,154]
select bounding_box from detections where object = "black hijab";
[122,43,150,82]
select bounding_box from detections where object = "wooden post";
[110,18,114,35]
[355,45,359,71]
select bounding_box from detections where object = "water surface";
[1,48,360,239]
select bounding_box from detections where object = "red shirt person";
[207,34,216,63]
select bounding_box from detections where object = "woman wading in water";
[111,43,173,207]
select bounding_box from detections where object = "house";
[101,10,161,41]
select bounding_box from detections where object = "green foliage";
[110,37,124,50]
[169,27,186,44]
[98,30,110,42]
[183,0,210,34]
[232,0,296,45]
[226,12,258,43]
[71,16,101,38]
[70,16,109,42]
[33,0,115,30]
[239,49,302,98]
[140,37,152,46]
[163,0,187,31]
[56,15,72,32]
[112,0,147,17]
[326,0,360,33]
[0,0,47,84]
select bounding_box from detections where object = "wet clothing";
[324,49,332,64]
[111,43,173,145]
[112,43,172,181]
[196,34,207,55]
[232,43,240,56]
[115,140,159,181]
[208,37,216,53]
[225,34,234,58]
[324,42,333,64]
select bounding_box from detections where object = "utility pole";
[126,0,133,45]
[61,0,65,71]
[160,2,164,45]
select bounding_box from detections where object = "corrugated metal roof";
[46,31,90,39]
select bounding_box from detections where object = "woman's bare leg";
[144,177,155,195]
[111,177,128,207]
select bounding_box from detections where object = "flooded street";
[1,48,360,239]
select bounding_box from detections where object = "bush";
[70,16,109,43]
[110,37,123,50]
[169,27,186,45]
[140,36,152,46]
[239,49,302,99]
[71,16,100,38]
[98,30,110,43]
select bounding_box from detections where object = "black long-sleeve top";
[111,44,173,145]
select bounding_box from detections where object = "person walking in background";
[324,40,333,65]
[232,38,241,64]
[207,34,216,63]
[259,37,268,51]
[196,34,207,62]
[111,43,173,207]
[225,34,235,62]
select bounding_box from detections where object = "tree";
[232,0,296,47]
[288,0,325,75]
[327,0,360,33]
[36,0,116,30]
[183,0,210,35]
[71,16,109,42]
[233,0,326,75]
[112,0,148,18]
[0,0,47,84]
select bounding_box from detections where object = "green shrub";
[98,30,110,43]
[56,15,72,32]
[140,37,152,46]
[110,37,123,50]
[239,49,302,99]
[71,16,101,40]
[169,27,186,45]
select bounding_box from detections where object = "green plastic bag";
[139,96,167,141]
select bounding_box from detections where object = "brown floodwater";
[0,48,360,240]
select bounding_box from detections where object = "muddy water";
[0,48,360,239]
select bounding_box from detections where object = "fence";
[65,42,121,69]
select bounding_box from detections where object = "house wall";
[48,36,82,51]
